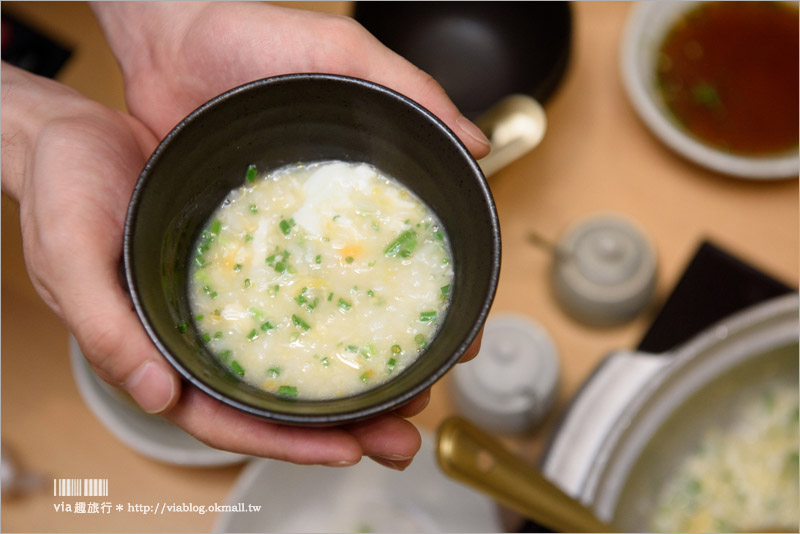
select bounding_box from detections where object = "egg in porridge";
[188,161,454,400]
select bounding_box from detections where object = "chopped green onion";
[321,357,330,367]
[274,261,286,274]
[248,307,265,321]
[176,321,188,333]
[387,357,397,374]
[419,311,437,323]
[367,289,375,297]
[278,385,298,398]
[244,278,251,288]
[245,164,258,183]
[218,349,231,362]
[268,367,281,378]
[384,229,418,258]
[233,263,242,271]
[214,331,223,339]
[209,219,222,235]
[244,234,253,242]
[295,288,308,306]
[345,256,354,264]
[260,321,274,331]
[231,360,245,377]
[691,82,722,109]
[200,332,210,343]
[249,204,258,214]
[315,254,322,265]
[328,292,334,302]
[391,344,402,354]
[194,314,204,321]
[415,333,427,348]
[440,285,450,297]
[291,314,311,331]
[279,218,295,236]
[346,344,359,353]
[338,298,352,312]
[360,373,370,384]
[247,329,258,340]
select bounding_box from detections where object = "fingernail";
[126,360,175,414]
[324,459,359,468]
[456,115,491,148]
[370,454,413,471]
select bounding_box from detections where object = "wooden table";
[2,2,797,532]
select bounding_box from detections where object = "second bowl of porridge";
[124,74,500,425]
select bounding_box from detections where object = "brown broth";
[657,2,798,156]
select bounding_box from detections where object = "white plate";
[214,433,502,533]
[69,336,247,467]
[620,1,798,180]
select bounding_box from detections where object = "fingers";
[346,413,422,471]
[392,389,431,418]
[459,327,485,363]
[163,388,424,469]
[164,387,364,466]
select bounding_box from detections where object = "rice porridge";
[188,161,454,400]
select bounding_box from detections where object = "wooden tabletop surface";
[2,2,797,532]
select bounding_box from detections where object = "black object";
[125,74,501,426]
[1,10,71,78]
[353,1,572,119]
[637,240,796,353]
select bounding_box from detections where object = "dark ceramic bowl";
[124,74,501,425]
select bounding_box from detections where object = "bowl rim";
[123,73,501,425]
[619,1,799,180]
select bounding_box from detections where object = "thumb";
[367,57,492,159]
[336,19,492,159]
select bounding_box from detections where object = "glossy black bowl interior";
[124,74,501,425]
[354,1,572,119]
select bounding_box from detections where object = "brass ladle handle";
[436,416,614,533]
[475,94,547,177]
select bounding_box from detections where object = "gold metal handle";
[436,416,614,533]
[475,94,547,177]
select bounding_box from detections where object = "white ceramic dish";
[214,433,502,533]
[620,1,798,179]
[69,336,247,466]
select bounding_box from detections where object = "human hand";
[92,1,488,363]
[91,1,491,156]
[1,63,438,469]
[90,1,489,463]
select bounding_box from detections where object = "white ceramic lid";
[451,315,560,434]
[552,213,657,326]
